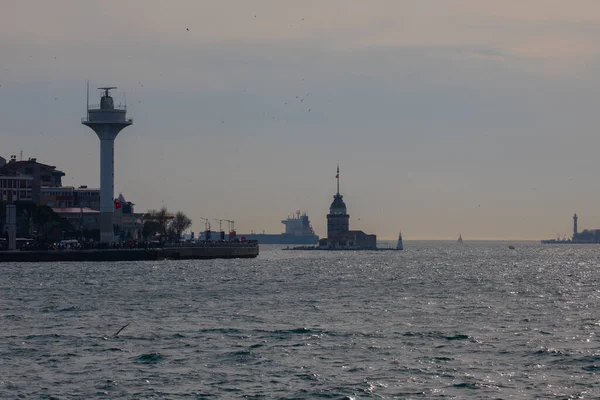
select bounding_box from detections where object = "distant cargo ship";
[239,211,319,244]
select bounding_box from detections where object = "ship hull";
[237,233,319,245]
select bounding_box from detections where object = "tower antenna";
[336,163,340,194]
[86,80,89,117]
[98,87,117,97]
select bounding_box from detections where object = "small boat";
[457,234,463,243]
[396,231,403,250]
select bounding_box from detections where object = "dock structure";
[0,242,259,262]
[82,86,133,244]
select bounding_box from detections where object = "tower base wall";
[100,211,114,243]
[6,205,16,250]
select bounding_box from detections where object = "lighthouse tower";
[82,87,133,243]
[327,164,350,238]
[573,213,578,238]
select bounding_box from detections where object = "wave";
[134,352,165,364]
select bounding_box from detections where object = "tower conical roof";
[330,193,346,210]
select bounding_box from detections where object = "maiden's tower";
[318,165,377,249]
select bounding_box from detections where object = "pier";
[0,242,259,262]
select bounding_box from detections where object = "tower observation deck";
[82,87,133,243]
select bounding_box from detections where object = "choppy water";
[1,241,600,399]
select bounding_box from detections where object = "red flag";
[114,200,122,209]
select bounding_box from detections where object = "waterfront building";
[52,207,101,231]
[113,193,143,240]
[74,186,101,210]
[40,186,75,208]
[0,175,33,203]
[0,156,64,204]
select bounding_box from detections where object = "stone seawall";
[0,245,259,262]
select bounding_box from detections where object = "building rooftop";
[52,207,100,214]
[0,173,33,179]
[0,158,65,176]
[42,185,75,190]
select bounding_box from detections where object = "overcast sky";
[2,1,600,239]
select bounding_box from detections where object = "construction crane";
[199,217,210,232]
[214,219,224,232]
[224,219,235,232]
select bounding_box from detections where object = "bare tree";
[142,220,161,240]
[145,207,170,236]
[155,206,170,236]
[171,211,192,240]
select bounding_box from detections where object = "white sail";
[396,232,403,250]
[458,234,463,243]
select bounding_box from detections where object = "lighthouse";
[82,87,133,243]
[327,164,350,238]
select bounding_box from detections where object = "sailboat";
[396,231,404,250]
[457,234,463,243]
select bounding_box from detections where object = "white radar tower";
[82,86,133,243]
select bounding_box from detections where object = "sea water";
[1,241,599,398]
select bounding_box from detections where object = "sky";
[2,0,600,240]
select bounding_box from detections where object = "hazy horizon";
[2,1,600,240]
